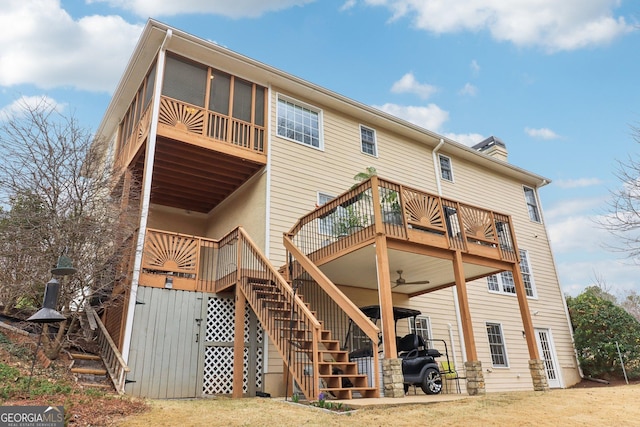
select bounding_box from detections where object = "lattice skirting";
[203,296,263,395]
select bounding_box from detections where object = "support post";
[232,286,246,398]
[453,251,486,395]
[374,234,404,397]
[453,251,476,360]
[512,263,548,391]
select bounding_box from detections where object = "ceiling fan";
[392,270,430,287]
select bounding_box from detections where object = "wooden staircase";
[69,352,114,391]
[246,280,377,399]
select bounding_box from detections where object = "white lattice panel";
[203,346,234,394]
[206,297,235,342]
[203,297,264,395]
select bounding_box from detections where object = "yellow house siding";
[437,150,579,390]
[205,172,267,248]
[265,86,579,390]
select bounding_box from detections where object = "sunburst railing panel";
[159,97,205,134]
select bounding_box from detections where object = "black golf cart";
[346,305,446,395]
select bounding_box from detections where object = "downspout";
[262,83,273,375]
[432,138,467,364]
[121,29,173,364]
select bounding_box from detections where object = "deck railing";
[158,96,266,153]
[115,104,152,172]
[114,95,266,173]
[140,228,218,292]
[288,176,518,264]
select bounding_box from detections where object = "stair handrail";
[236,227,322,399]
[87,306,130,394]
[283,233,380,342]
[284,234,381,397]
[237,228,321,330]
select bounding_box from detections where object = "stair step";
[71,367,108,375]
[78,382,114,390]
[321,387,378,399]
[70,353,102,361]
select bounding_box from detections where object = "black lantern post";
[26,254,76,392]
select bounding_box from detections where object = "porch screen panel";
[232,79,252,122]
[254,87,265,126]
[162,55,207,107]
[208,69,230,114]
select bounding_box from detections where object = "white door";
[535,328,561,388]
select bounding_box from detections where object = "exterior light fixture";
[165,276,174,289]
[27,278,66,323]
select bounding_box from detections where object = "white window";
[487,250,536,297]
[360,125,377,156]
[277,95,322,149]
[486,322,508,367]
[317,192,335,236]
[523,186,541,223]
[439,154,454,181]
[408,315,432,345]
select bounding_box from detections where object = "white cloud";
[340,0,357,11]
[390,73,437,99]
[89,0,314,18]
[544,197,604,221]
[443,132,484,147]
[458,83,477,96]
[0,95,65,121]
[364,0,634,52]
[470,60,480,75]
[525,127,561,139]
[554,177,603,189]
[558,258,640,296]
[0,0,142,92]
[373,103,449,132]
[547,214,607,253]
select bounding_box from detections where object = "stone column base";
[464,360,486,395]
[382,358,405,398]
[529,359,549,391]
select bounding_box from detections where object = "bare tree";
[620,290,640,322]
[0,98,138,358]
[600,124,640,262]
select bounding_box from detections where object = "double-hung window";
[439,154,454,182]
[317,192,335,236]
[408,315,432,343]
[360,125,377,156]
[277,95,322,149]
[487,250,536,297]
[486,322,508,367]
[523,186,541,222]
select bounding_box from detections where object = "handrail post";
[311,325,320,400]
[370,176,384,235]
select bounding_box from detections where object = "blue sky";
[1,0,638,297]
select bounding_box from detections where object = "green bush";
[567,287,640,380]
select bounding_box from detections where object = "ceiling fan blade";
[391,270,429,286]
[403,280,430,285]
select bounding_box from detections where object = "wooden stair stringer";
[241,278,376,400]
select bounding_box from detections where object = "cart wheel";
[420,367,442,395]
